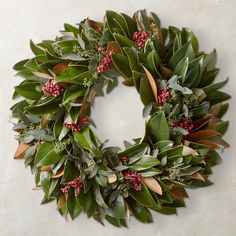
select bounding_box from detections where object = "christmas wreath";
[11,10,230,227]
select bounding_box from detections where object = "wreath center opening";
[92,79,145,148]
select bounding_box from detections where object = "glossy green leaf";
[118,143,149,164]
[67,188,82,219]
[169,42,194,69]
[147,112,170,143]
[34,142,62,166]
[15,82,43,100]
[129,183,157,207]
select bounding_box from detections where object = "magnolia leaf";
[32,71,53,79]
[53,63,69,75]
[189,172,205,181]
[142,66,158,101]
[107,173,117,183]
[185,129,220,142]
[51,167,64,179]
[57,194,66,210]
[182,145,198,156]
[160,64,172,78]
[142,177,162,195]
[170,188,189,200]
[107,41,121,53]
[40,114,50,129]
[14,143,31,159]
[40,165,52,172]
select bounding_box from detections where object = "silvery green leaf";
[124,140,133,148]
[28,129,46,136]
[115,165,129,171]
[177,157,183,164]
[182,104,189,116]
[41,134,55,141]
[142,103,153,118]
[161,156,167,166]
[168,104,180,118]
[13,123,27,130]
[181,87,193,95]
[61,53,86,61]
[22,135,34,143]
[172,127,189,135]
[152,149,159,158]
[156,79,167,90]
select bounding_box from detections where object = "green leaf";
[92,182,108,208]
[123,47,141,72]
[15,82,43,100]
[206,91,231,105]
[55,66,88,84]
[13,59,29,71]
[129,183,157,207]
[174,57,189,81]
[64,23,79,37]
[106,10,128,37]
[126,197,153,223]
[74,127,99,155]
[118,143,149,164]
[30,39,45,56]
[25,96,61,115]
[24,58,43,72]
[213,121,229,136]
[203,78,229,94]
[121,13,138,34]
[41,178,51,198]
[34,142,62,166]
[63,84,86,103]
[139,77,155,105]
[67,188,82,219]
[62,160,78,182]
[190,101,210,119]
[106,195,126,219]
[129,155,160,171]
[181,28,199,52]
[150,12,161,28]
[147,112,170,143]
[169,42,194,69]
[113,33,138,50]
[112,53,132,78]
[76,189,93,213]
[154,140,174,152]
[204,49,217,71]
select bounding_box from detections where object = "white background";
[0,0,236,235]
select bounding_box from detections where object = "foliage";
[12,9,230,227]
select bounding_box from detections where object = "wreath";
[11,10,230,227]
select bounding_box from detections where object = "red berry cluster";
[97,47,113,73]
[172,117,194,132]
[79,115,90,126]
[121,154,129,164]
[42,79,64,96]
[61,176,83,196]
[132,31,148,48]
[64,122,81,132]
[64,116,90,132]
[157,88,170,105]
[123,171,142,191]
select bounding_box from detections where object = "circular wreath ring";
[12,10,230,227]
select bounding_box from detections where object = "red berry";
[172,117,194,132]
[61,176,83,196]
[157,88,170,105]
[123,171,142,191]
[97,49,113,73]
[42,79,64,96]
[132,31,148,49]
